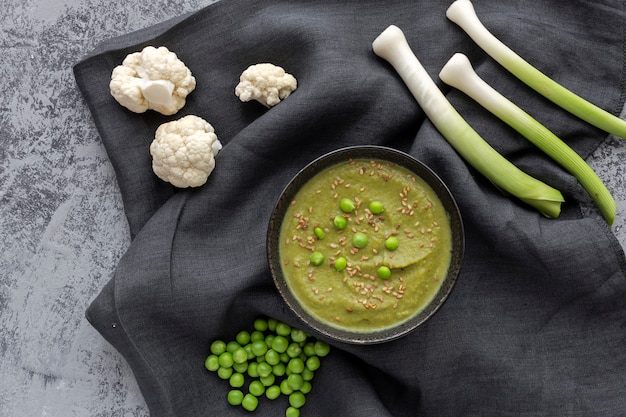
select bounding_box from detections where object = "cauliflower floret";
[110,46,196,115]
[235,63,297,107]
[150,115,222,188]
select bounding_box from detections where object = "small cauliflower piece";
[150,115,222,188]
[235,63,297,107]
[110,46,196,115]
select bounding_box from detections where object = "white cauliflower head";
[110,46,196,115]
[149,115,222,188]
[235,63,297,107]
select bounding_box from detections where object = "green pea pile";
[205,317,331,416]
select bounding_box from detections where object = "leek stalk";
[446,0,626,140]
[439,53,616,225]
[372,25,564,218]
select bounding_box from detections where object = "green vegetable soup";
[279,158,453,332]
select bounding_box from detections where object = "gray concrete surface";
[1,1,216,415]
[1,0,625,416]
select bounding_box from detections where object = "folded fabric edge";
[84,279,173,416]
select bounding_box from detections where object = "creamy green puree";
[279,158,453,333]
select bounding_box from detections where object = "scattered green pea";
[334,256,347,272]
[229,372,245,388]
[249,380,265,397]
[377,265,392,279]
[217,366,233,380]
[289,391,306,408]
[235,330,251,346]
[275,322,292,336]
[257,361,273,378]
[265,349,281,366]
[226,341,240,353]
[241,393,259,412]
[218,352,234,368]
[210,340,226,356]
[244,344,255,360]
[287,373,304,390]
[302,342,316,357]
[205,355,219,372]
[227,389,244,406]
[314,340,331,357]
[290,329,308,343]
[333,215,347,229]
[232,347,248,364]
[352,232,368,248]
[369,200,385,215]
[272,362,286,377]
[250,330,265,342]
[300,381,312,394]
[233,362,248,373]
[253,317,269,332]
[314,227,326,239]
[309,251,325,266]
[288,357,305,374]
[271,335,289,353]
[266,385,281,400]
[286,342,302,358]
[247,362,259,378]
[385,236,399,251]
[306,355,320,371]
[280,378,294,395]
[267,318,278,331]
[340,198,356,213]
[260,373,275,387]
[251,340,268,356]
[286,407,300,417]
[301,367,314,382]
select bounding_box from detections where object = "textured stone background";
[0,0,216,415]
[0,0,624,416]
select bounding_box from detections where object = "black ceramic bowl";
[267,146,464,344]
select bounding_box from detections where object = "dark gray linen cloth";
[74,0,626,415]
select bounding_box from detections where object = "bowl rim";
[266,145,465,344]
